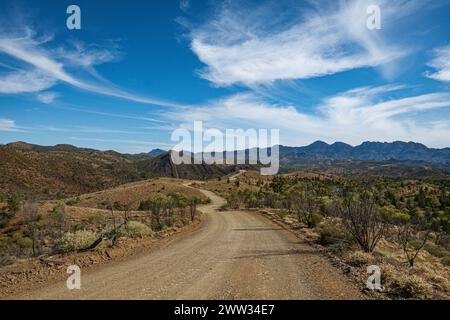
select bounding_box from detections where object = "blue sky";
[1,0,450,153]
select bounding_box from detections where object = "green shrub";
[442,254,450,266]
[181,217,190,226]
[6,194,21,216]
[164,216,175,228]
[65,197,80,206]
[317,219,351,246]
[276,210,287,219]
[117,221,153,239]
[57,230,98,253]
[308,213,322,228]
[86,212,104,225]
[424,243,449,258]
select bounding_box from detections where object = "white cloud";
[0,29,179,107]
[425,45,450,82]
[36,92,58,104]
[55,104,169,123]
[0,70,55,94]
[187,0,422,86]
[165,86,450,148]
[56,41,119,69]
[0,118,19,132]
[180,0,190,11]
[69,137,173,147]
[35,125,154,135]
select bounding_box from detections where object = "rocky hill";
[0,142,236,199]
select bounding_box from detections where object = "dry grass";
[261,208,450,299]
[389,274,430,298]
[72,178,206,209]
[0,178,208,267]
[346,251,375,267]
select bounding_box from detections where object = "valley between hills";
[0,141,449,300]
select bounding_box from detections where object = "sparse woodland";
[216,172,450,299]
[0,180,208,268]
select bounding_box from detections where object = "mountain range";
[150,140,450,164]
[0,140,449,199]
[277,141,450,164]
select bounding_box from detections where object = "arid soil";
[10,190,364,300]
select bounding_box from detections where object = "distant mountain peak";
[310,140,329,146]
[148,148,167,157]
[6,141,35,149]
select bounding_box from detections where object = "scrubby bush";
[65,197,80,206]
[317,219,352,246]
[187,196,202,222]
[5,194,21,217]
[0,254,17,267]
[424,242,448,258]
[276,210,287,219]
[336,192,387,253]
[346,251,374,267]
[57,230,98,253]
[225,193,240,209]
[390,274,429,298]
[86,212,104,225]
[442,254,450,266]
[292,188,323,228]
[306,213,322,228]
[48,203,69,238]
[117,221,153,239]
[381,264,399,285]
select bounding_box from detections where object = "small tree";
[397,213,431,268]
[48,203,69,239]
[187,196,201,222]
[146,193,168,230]
[226,193,240,209]
[6,194,21,218]
[168,192,188,220]
[106,201,128,237]
[270,176,288,194]
[337,192,387,253]
[23,201,42,257]
[122,203,132,225]
[292,188,322,228]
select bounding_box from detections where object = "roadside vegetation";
[218,172,450,299]
[0,179,209,267]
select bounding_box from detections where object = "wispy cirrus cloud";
[0,28,179,107]
[185,0,425,86]
[34,125,160,135]
[69,137,173,147]
[53,104,169,123]
[0,118,21,132]
[165,85,450,148]
[425,45,450,82]
[0,69,55,94]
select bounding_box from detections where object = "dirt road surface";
[15,190,364,300]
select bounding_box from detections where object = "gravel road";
[16,190,364,300]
